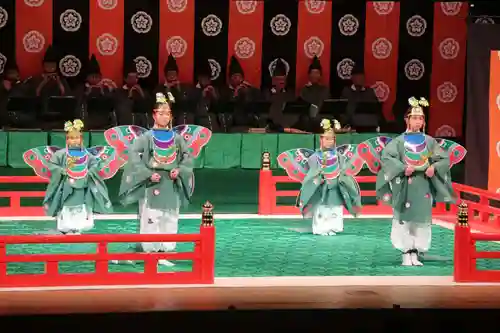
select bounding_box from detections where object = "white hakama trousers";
[312,205,344,235]
[139,199,180,253]
[390,219,432,253]
[57,204,94,233]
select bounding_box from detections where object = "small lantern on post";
[261,150,271,171]
[202,201,214,227]
[457,201,469,226]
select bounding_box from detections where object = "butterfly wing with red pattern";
[435,138,467,167]
[87,146,126,180]
[23,146,63,180]
[104,125,148,161]
[277,148,315,183]
[357,136,393,174]
[337,144,364,176]
[172,125,212,158]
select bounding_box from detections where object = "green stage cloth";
[1,131,396,169]
[2,218,499,277]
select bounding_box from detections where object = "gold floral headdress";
[407,97,429,117]
[64,119,84,135]
[156,92,168,105]
[320,119,341,138]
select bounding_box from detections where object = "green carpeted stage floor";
[1,217,499,277]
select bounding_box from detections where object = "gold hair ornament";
[407,97,429,117]
[156,92,168,104]
[64,119,84,134]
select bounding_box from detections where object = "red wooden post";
[0,243,6,278]
[454,202,472,282]
[95,242,109,275]
[258,151,274,215]
[200,201,215,284]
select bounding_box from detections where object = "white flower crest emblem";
[166,36,187,58]
[404,59,425,81]
[371,38,392,60]
[303,36,324,58]
[0,53,6,74]
[131,11,153,34]
[59,55,82,77]
[304,0,326,14]
[235,1,257,14]
[24,0,44,7]
[60,9,82,32]
[371,81,390,102]
[201,14,223,37]
[441,2,462,16]
[439,38,460,60]
[435,125,456,138]
[336,58,355,80]
[372,2,394,15]
[167,0,187,13]
[270,14,291,36]
[234,37,256,59]
[406,15,427,37]
[23,31,45,53]
[97,33,118,56]
[437,82,458,103]
[98,0,117,10]
[134,56,152,78]
[338,14,359,36]
[0,7,8,29]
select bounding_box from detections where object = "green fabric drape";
[3,131,397,169]
[0,131,7,166]
[8,131,48,168]
[241,133,279,169]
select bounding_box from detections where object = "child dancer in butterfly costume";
[105,93,212,266]
[23,120,119,234]
[357,97,467,266]
[278,119,363,236]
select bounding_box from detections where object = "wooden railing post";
[454,201,472,282]
[259,151,274,215]
[200,201,215,283]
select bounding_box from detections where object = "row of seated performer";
[1,45,383,133]
[22,93,465,268]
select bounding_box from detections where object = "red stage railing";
[454,204,500,282]
[258,159,449,216]
[0,216,216,287]
[0,176,216,287]
[0,176,47,216]
[259,169,390,215]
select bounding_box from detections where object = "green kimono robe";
[118,131,194,211]
[298,149,362,218]
[376,134,454,224]
[44,149,113,232]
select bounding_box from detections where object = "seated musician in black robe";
[76,54,115,129]
[154,54,193,125]
[114,62,149,126]
[219,55,260,132]
[187,59,220,132]
[261,58,296,129]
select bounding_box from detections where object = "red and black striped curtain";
[0,0,467,136]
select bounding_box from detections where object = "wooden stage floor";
[1,276,500,315]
